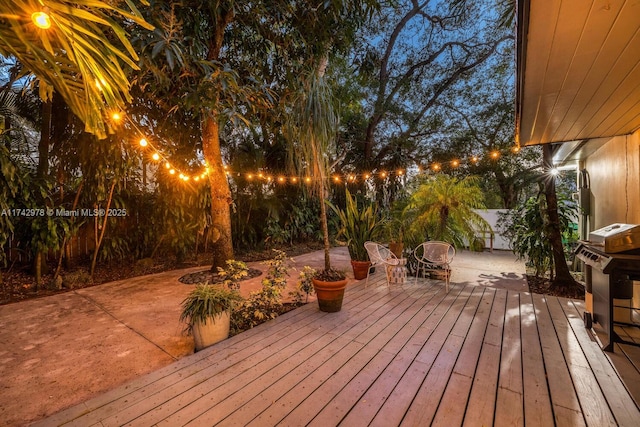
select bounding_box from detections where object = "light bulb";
[32,11,51,29]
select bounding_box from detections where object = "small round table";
[389,258,407,284]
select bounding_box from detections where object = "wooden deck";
[35,275,640,426]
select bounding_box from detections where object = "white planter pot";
[192,311,231,351]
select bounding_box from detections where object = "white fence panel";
[473,209,512,251]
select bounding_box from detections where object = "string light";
[31,11,51,29]
[123,112,524,186]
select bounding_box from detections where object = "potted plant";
[180,284,242,351]
[329,189,384,280]
[311,268,349,312]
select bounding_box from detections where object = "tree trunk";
[318,177,331,272]
[55,180,83,279]
[202,115,234,270]
[34,99,53,289]
[542,145,577,290]
[90,180,116,279]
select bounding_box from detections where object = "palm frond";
[0,0,153,138]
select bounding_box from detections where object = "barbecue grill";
[575,223,640,352]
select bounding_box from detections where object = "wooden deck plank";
[462,287,507,427]
[560,298,640,427]
[400,288,485,426]
[432,288,496,426]
[531,293,586,427]
[272,285,442,426]
[201,284,437,426]
[335,283,452,427]
[33,274,640,427]
[226,282,442,425]
[369,284,475,427]
[545,296,618,426]
[520,292,554,426]
[149,281,406,426]
[613,342,640,405]
[304,284,445,427]
[494,291,524,427]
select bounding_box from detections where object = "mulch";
[526,274,585,300]
[0,241,324,305]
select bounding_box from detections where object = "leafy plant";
[405,174,492,248]
[217,260,249,291]
[180,284,242,334]
[498,189,579,277]
[290,266,316,304]
[328,189,384,261]
[232,249,290,331]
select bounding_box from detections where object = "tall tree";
[355,0,512,169]
[542,144,580,291]
[135,1,376,269]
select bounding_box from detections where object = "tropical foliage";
[499,180,579,278]
[405,174,492,249]
[179,284,242,333]
[0,0,152,137]
[329,189,384,261]
[1,0,566,294]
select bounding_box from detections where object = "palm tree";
[406,174,492,249]
[287,61,338,273]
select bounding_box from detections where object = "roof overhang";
[516,0,640,148]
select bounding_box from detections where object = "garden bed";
[0,241,324,305]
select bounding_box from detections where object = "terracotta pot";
[192,311,231,351]
[312,278,349,312]
[389,242,404,258]
[350,260,371,280]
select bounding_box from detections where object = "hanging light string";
[113,111,523,185]
[112,112,210,183]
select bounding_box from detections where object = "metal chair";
[364,241,400,288]
[413,241,455,291]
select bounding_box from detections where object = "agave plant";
[328,189,384,261]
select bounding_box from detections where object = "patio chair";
[364,241,401,288]
[413,241,455,291]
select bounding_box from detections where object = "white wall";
[473,209,511,250]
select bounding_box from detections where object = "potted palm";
[180,284,242,351]
[329,189,384,280]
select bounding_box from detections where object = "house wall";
[585,130,640,230]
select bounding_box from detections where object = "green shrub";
[232,250,290,332]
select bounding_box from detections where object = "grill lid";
[589,223,640,253]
